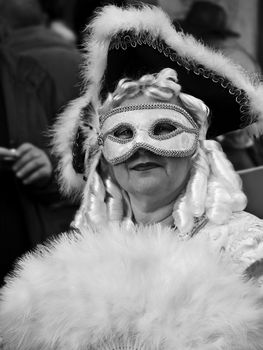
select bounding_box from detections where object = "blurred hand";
[0,147,18,161]
[12,143,53,187]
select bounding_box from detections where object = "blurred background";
[51,0,262,68]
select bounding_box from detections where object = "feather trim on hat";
[52,93,101,197]
[1,224,263,350]
[52,96,87,197]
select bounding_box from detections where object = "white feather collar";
[1,223,263,349]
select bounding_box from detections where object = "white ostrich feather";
[1,223,263,350]
[52,95,88,197]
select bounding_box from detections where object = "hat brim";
[209,29,240,38]
[178,20,240,40]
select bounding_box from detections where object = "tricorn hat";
[53,5,263,196]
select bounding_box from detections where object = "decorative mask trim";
[100,103,198,128]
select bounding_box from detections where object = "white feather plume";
[52,95,88,197]
[1,224,263,350]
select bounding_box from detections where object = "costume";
[1,5,263,350]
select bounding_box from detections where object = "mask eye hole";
[113,125,134,140]
[153,122,177,136]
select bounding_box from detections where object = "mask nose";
[137,148,150,155]
[130,148,155,160]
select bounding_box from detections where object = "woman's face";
[110,95,193,203]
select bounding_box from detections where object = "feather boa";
[1,223,263,350]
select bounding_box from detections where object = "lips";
[131,162,161,171]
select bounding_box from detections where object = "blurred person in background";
[72,0,126,45]
[179,1,260,73]
[179,0,263,170]
[0,0,81,286]
[39,0,77,44]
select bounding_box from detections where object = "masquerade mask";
[100,103,199,165]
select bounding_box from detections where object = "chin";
[131,175,163,194]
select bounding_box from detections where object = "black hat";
[83,5,262,138]
[179,1,239,40]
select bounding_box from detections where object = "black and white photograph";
[0,0,263,349]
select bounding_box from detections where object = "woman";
[1,4,263,349]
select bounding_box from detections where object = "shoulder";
[200,211,263,272]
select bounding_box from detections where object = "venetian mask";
[100,103,199,165]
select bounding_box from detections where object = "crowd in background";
[0,0,262,285]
